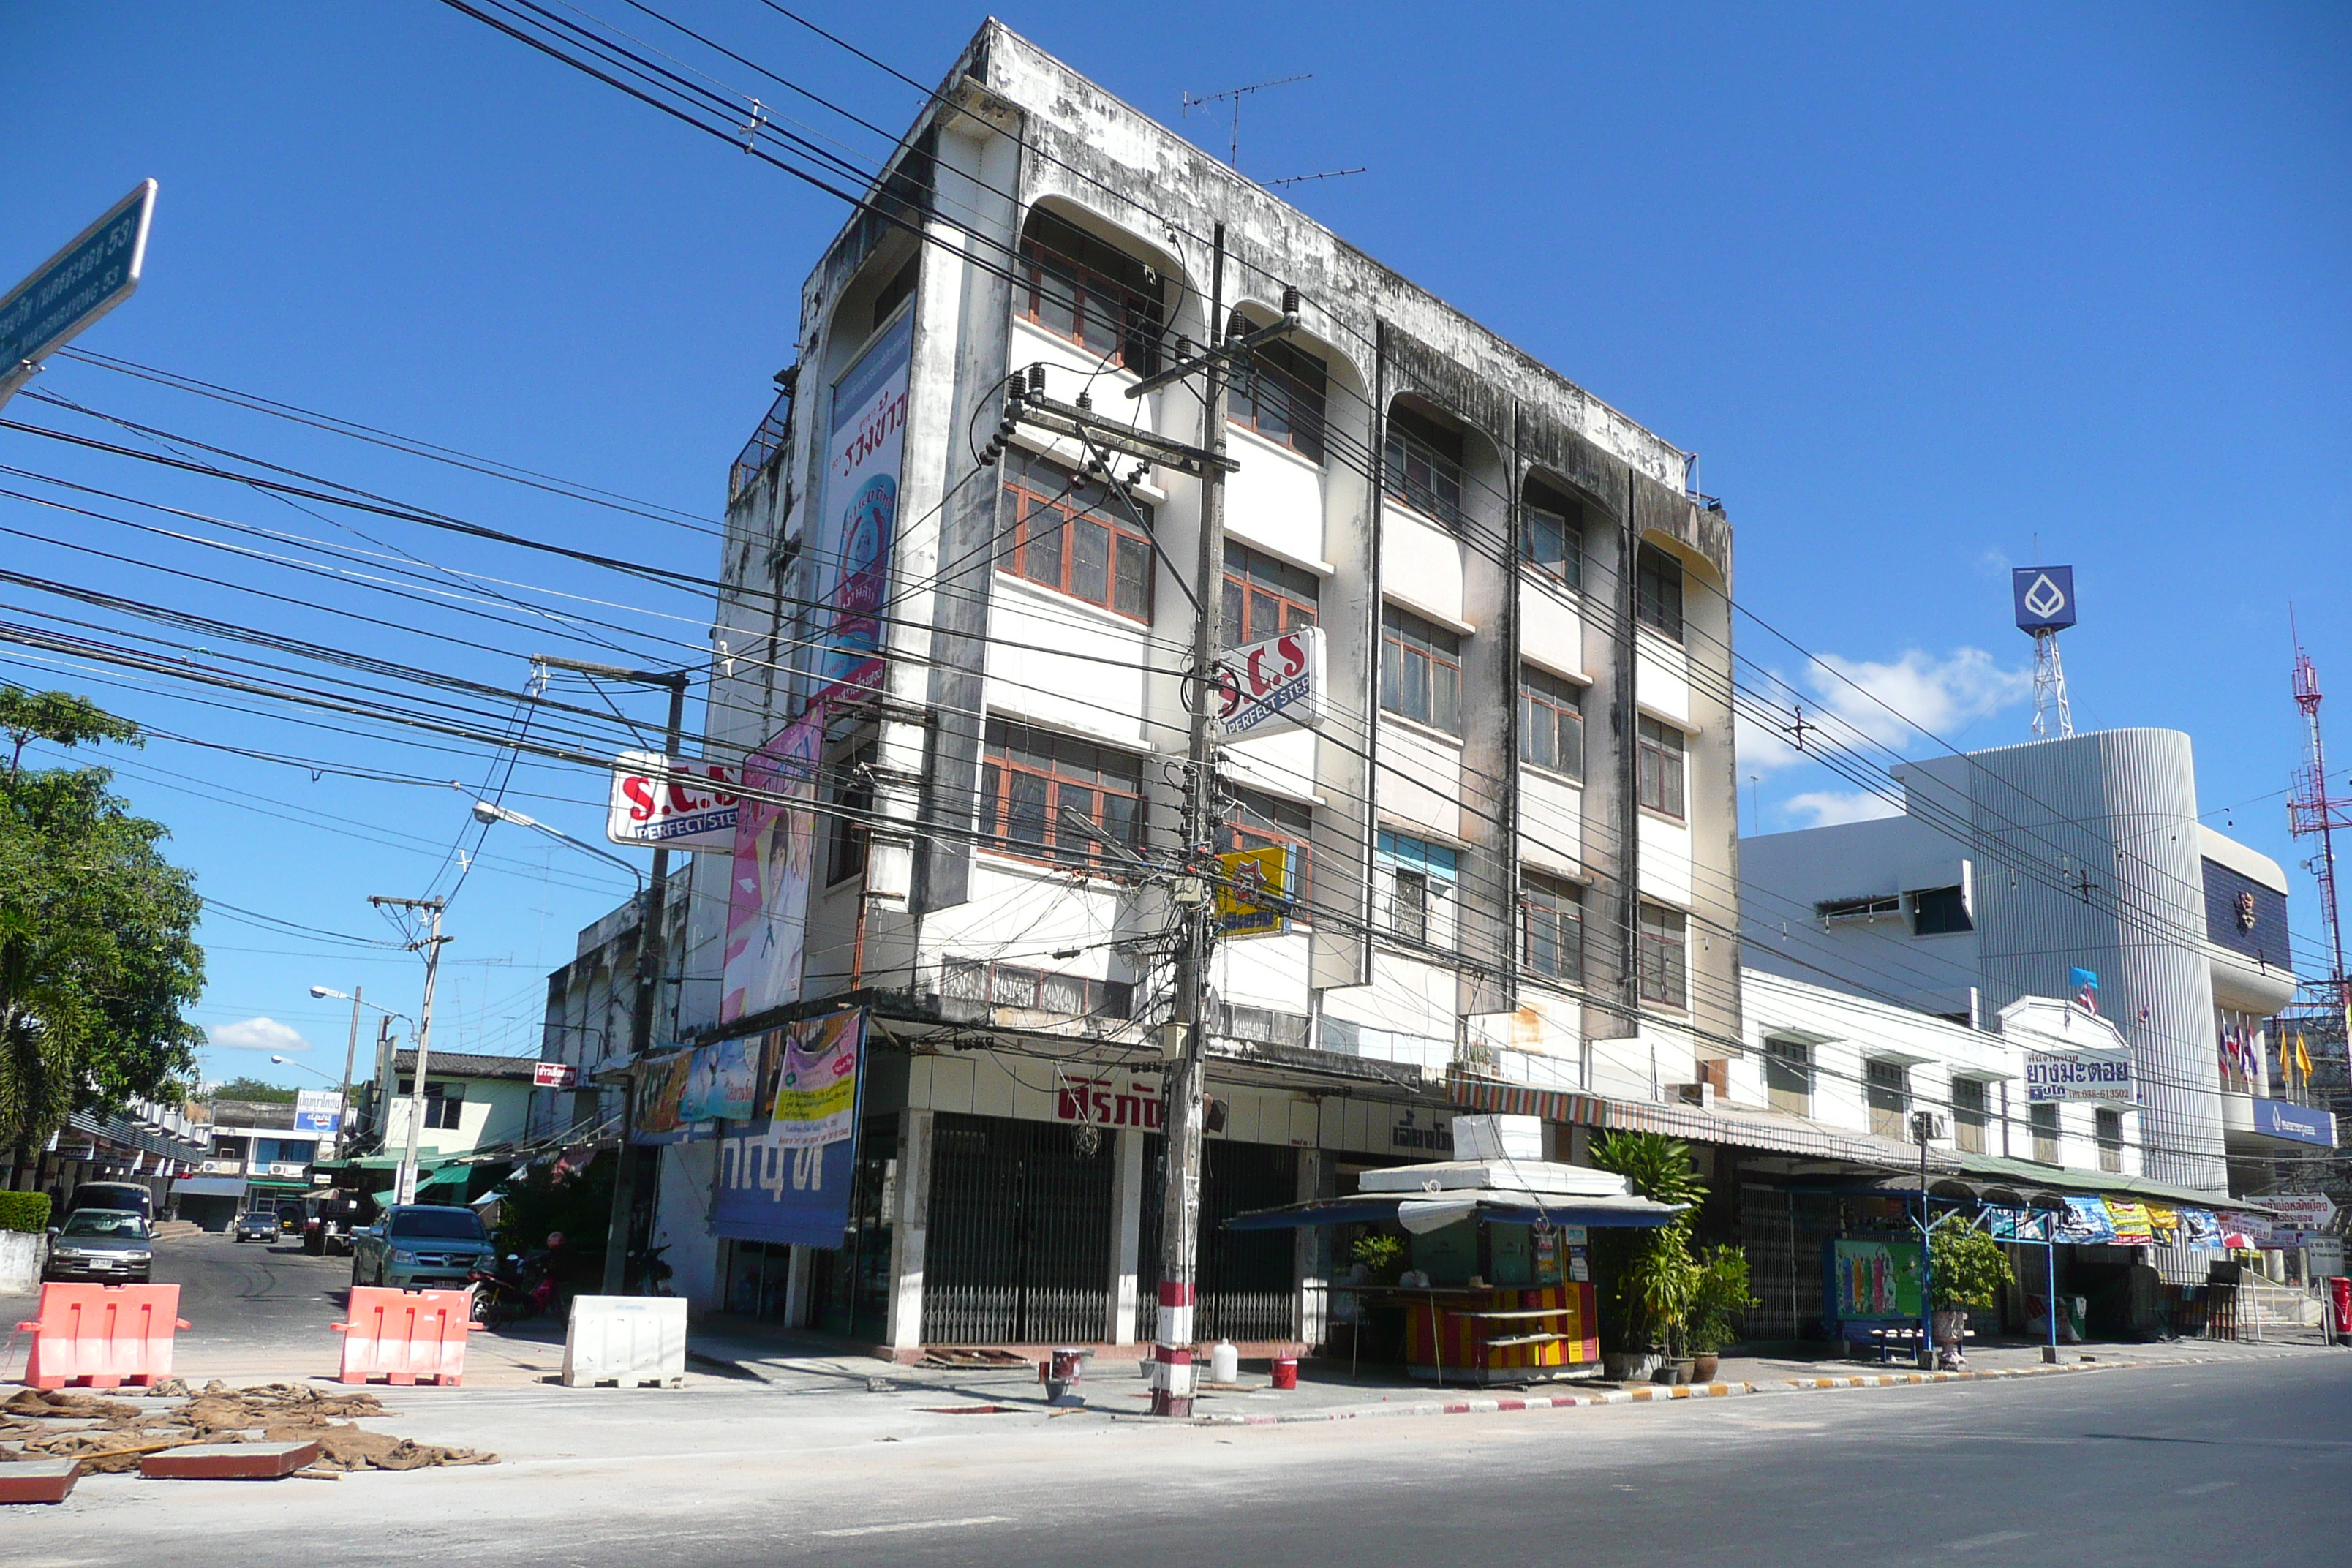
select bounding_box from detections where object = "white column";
[1294,1148,1325,1346]
[784,1243,812,1327]
[885,1109,933,1354]
[1109,1128,1144,1344]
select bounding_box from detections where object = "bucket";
[1270,1356,1298,1390]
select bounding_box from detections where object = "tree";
[208,1077,298,1105]
[0,687,204,1179]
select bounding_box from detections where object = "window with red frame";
[1018,210,1165,374]
[1217,787,1312,919]
[998,451,1154,621]
[1221,541,1319,646]
[979,718,1146,872]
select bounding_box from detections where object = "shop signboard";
[1213,843,1297,940]
[720,709,825,1023]
[2023,1049,2134,1105]
[809,312,912,709]
[1828,1239,1922,1321]
[2250,1098,2335,1148]
[710,1011,867,1248]
[532,1060,578,1089]
[292,1090,342,1134]
[1054,1072,1163,1130]
[606,751,742,850]
[1213,627,1327,740]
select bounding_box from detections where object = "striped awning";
[1447,1070,1934,1170]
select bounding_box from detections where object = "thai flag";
[2070,967,2100,1015]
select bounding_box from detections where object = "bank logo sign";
[2013,565,2078,633]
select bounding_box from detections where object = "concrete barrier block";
[562,1295,687,1388]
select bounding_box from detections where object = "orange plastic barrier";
[332,1286,482,1387]
[14,1282,190,1390]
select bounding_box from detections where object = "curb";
[1195,1346,2331,1426]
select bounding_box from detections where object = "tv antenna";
[1182,73,1311,170]
[1265,167,1366,189]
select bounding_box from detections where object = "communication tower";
[2288,638,2352,1041]
[2012,566,2078,739]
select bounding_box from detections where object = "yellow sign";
[1214,845,1297,939]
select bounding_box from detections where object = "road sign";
[2012,565,2077,634]
[0,181,157,411]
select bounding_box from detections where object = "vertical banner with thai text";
[811,310,912,707]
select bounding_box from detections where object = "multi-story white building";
[611,20,1741,1349]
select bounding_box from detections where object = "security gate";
[1739,1183,1837,1341]
[1139,1137,1299,1342]
[921,1112,1115,1345]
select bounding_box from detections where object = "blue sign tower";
[2013,566,2078,738]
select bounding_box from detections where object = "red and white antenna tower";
[2287,633,2352,1040]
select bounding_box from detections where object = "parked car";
[69,1181,154,1222]
[350,1205,497,1291]
[45,1209,154,1283]
[232,1209,280,1244]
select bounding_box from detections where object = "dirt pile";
[0,1382,497,1474]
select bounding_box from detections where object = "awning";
[1228,1192,1685,1232]
[1951,1154,2249,1212]
[1447,1070,1936,1169]
[170,1176,247,1199]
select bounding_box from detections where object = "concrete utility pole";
[369,897,448,1205]
[336,986,361,1156]
[533,656,689,1295]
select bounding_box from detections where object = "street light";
[460,788,646,894]
[267,1053,338,1084]
[307,985,409,1156]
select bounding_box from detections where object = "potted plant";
[1927,1224,2014,1368]
[1589,1131,1708,1382]
[1686,1245,1757,1383]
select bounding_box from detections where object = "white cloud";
[208,1017,312,1055]
[1782,789,1905,828]
[1738,647,2030,777]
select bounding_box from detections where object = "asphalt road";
[14,1346,2349,1566]
[153,1230,356,1357]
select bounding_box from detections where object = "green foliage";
[1351,1232,1406,1281]
[0,1189,51,1232]
[1588,1131,1711,1355]
[0,690,202,1157]
[1589,1131,1707,1208]
[1687,1245,1760,1353]
[1929,1222,2016,1311]
[209,1077,298,1104]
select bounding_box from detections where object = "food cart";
[1227,1133,1684,1386]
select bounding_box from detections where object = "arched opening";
[1015,203,1173,375]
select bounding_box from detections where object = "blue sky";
[6,3,2348,1088]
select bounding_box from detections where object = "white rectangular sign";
[608,751,742,850]
[533,1061,579,1089]
[2024,1049,2135,1104]
[292,1088,342,1134]
[1213,627,1326,740]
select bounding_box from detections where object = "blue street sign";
[2013,565,2077,633]
[0,181,157,410]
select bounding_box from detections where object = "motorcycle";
[468,1250,561,1330]
[625,1242,674,1296]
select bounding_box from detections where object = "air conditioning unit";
[1909,1110,1948,1143]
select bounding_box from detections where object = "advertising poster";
[771,1009,864,1148]
[680,1035,761,1124]
[1213,844,1297,940]
[2057,1195,2118,1243]
[630,1050,695,1144]
[1828,1240,1922,1320]
[2215,1210,2274,1249]
[811,312,912,707]
[709,1011,867,1248]
[2179,1207,2224,1249]
[720,709,826,1023]
[2102,1199,2155,1245]
[2143,1204,2181,1245]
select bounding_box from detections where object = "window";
[1378,831,1455,949]
[1637,902,1686,1007]
[1222,542,1319,646]
[1637,717,1686,819]
[979,718,1146,872]
[2029,1102,2061,1164]
[1218,788,1312,913]
[1765,1037,1811,1117]
[1520,666,1585,779]
[870,253,917,332]
[1381,606,1463,734]
[998,451,1154,620]
[421,1081,464,1131]
[1952,1077,1989,1154]
[1520,872,1583,983]
[825,745,875,886]
[940,958,1134,1019]
[1229,323,1327,463]
[2095,1107,2123,1172]
[1520,490,1582,590]
[1865,1060,1909,1142]
[386,1208,488,1242]
[1017,210,1164,373]
[1911,885,1972,935]
[1382,405,1465,529]
[1636,543,1684,640]
[1819,894,1901,922]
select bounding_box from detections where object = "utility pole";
[369,897,447,1205]
[999,227,1297,1416]
[371,1015,394,1147]
[533,655,690,1295]
[336,986,362,1158]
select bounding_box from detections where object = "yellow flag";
[2297,1035,2313,1079]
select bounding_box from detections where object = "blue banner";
[2057,1195,2117,1243]
[2250,1097,2335,1148]
[708,1011,867,1248]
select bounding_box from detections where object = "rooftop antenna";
[1182,73,1311,171]
[2012,562,2077,739]
[2286,610,2352,1058]
[1264,167,1366,189]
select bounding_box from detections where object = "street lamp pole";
[335,986,361,1154]
[369,897,448,1205]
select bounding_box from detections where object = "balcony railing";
[729,384,795,502]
